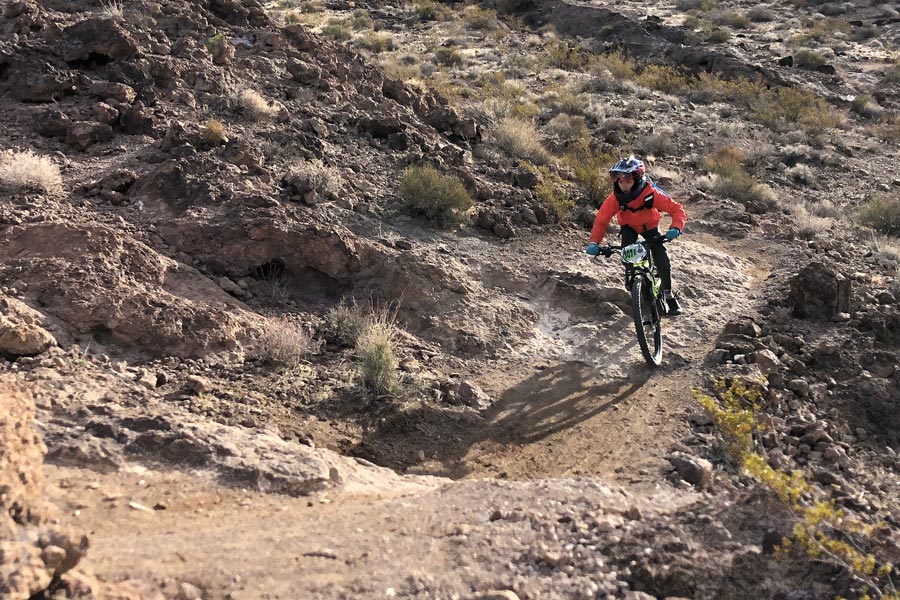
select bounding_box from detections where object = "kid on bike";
[585,155,687,315]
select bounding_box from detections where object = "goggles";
[610,172,635,182]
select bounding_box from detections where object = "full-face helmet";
[608,155,646,182]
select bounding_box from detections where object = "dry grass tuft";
[236,89,279,121]
[860,195,900,237]
[256,317,318,368]
[0,149,63,194]
[100,0,124,20]
[199,118,228,145]
[788,204,832,240]
[490,117,550,165]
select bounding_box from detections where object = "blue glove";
[586,242,601,256]
[665,228,681,241]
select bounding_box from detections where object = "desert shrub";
[850,94,883,119]
[640,131,678,157]
[805,199,839,219]
[350,8,371,29]
[747,6,774,21]
[544,86,588,117]
[323,18,351,40]
[290,159,343,198]
[714,172,778,212]
[0,149,63,193]
[355,32,395,53]
[675,0,700,9]
[199,118,227,145]
[563,148,616,207]
[414,0,452,21]
[462,5,498,30]
[705,27,732,43]
[257,317,317,367]
[695,379,763,461]
[545,113,589,153]
[637,64,690,94]
[860,195,900,237]
[793,48,827,69]
[789,204,831,239]
[715,10,749,28]
[785,163,812,184]
[697,379,900,600]
[872,115,900,142]
[886,60,900,83]
[523,162,575,220]
[380,53,421,81]
[398,165,473,228]
[434,46,463,67]
[589,50,636,81]
[547,40,591,71]
[794,16,851,43]
[703,146,745,178]
[703,147,777,211]
[326,298,368,346]
[491,117,550,164]
[752,86,842,133]
[356,309,398,395]
[236,89,279,121]
[100,0,123,20]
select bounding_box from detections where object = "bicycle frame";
[594,238,670,366]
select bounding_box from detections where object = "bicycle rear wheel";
[631,276,663,366]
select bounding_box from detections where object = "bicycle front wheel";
[631,276,663,367]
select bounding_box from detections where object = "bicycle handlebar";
[593,237,669,258]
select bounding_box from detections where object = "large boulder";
[0,222,266,359]
[0,296,56,358]
[55,18,139,63]
[788,261,850,320]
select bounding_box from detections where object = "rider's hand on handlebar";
[665,227,681,241]
[586,242,601,256]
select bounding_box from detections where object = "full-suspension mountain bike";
[595,239,671,367]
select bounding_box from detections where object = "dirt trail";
[355,225,777,494]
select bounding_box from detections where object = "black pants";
[621,226,673,292]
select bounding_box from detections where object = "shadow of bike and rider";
[349,357,654,480]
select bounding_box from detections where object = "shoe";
[666,294,682,316]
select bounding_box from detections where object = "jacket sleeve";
[589,195,618,243]
[654,188,686,232]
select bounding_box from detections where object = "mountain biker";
[585,155,687,315]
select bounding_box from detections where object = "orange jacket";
[589,180,686,243]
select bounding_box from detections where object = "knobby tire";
[630,276,663,367]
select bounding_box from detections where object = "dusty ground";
[3,0,900,598]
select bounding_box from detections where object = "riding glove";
[665,228,681,241]
[586,242,601,256]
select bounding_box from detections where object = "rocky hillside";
[1,0,899,598]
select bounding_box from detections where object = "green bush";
[355,32,395,53]
[860,195,900,237]
[356,317,398,395]
[752,86,842,133]
[323,18,351,41]
[636,64,691,94]
[399,165,473,227]
[564,149,616,207]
